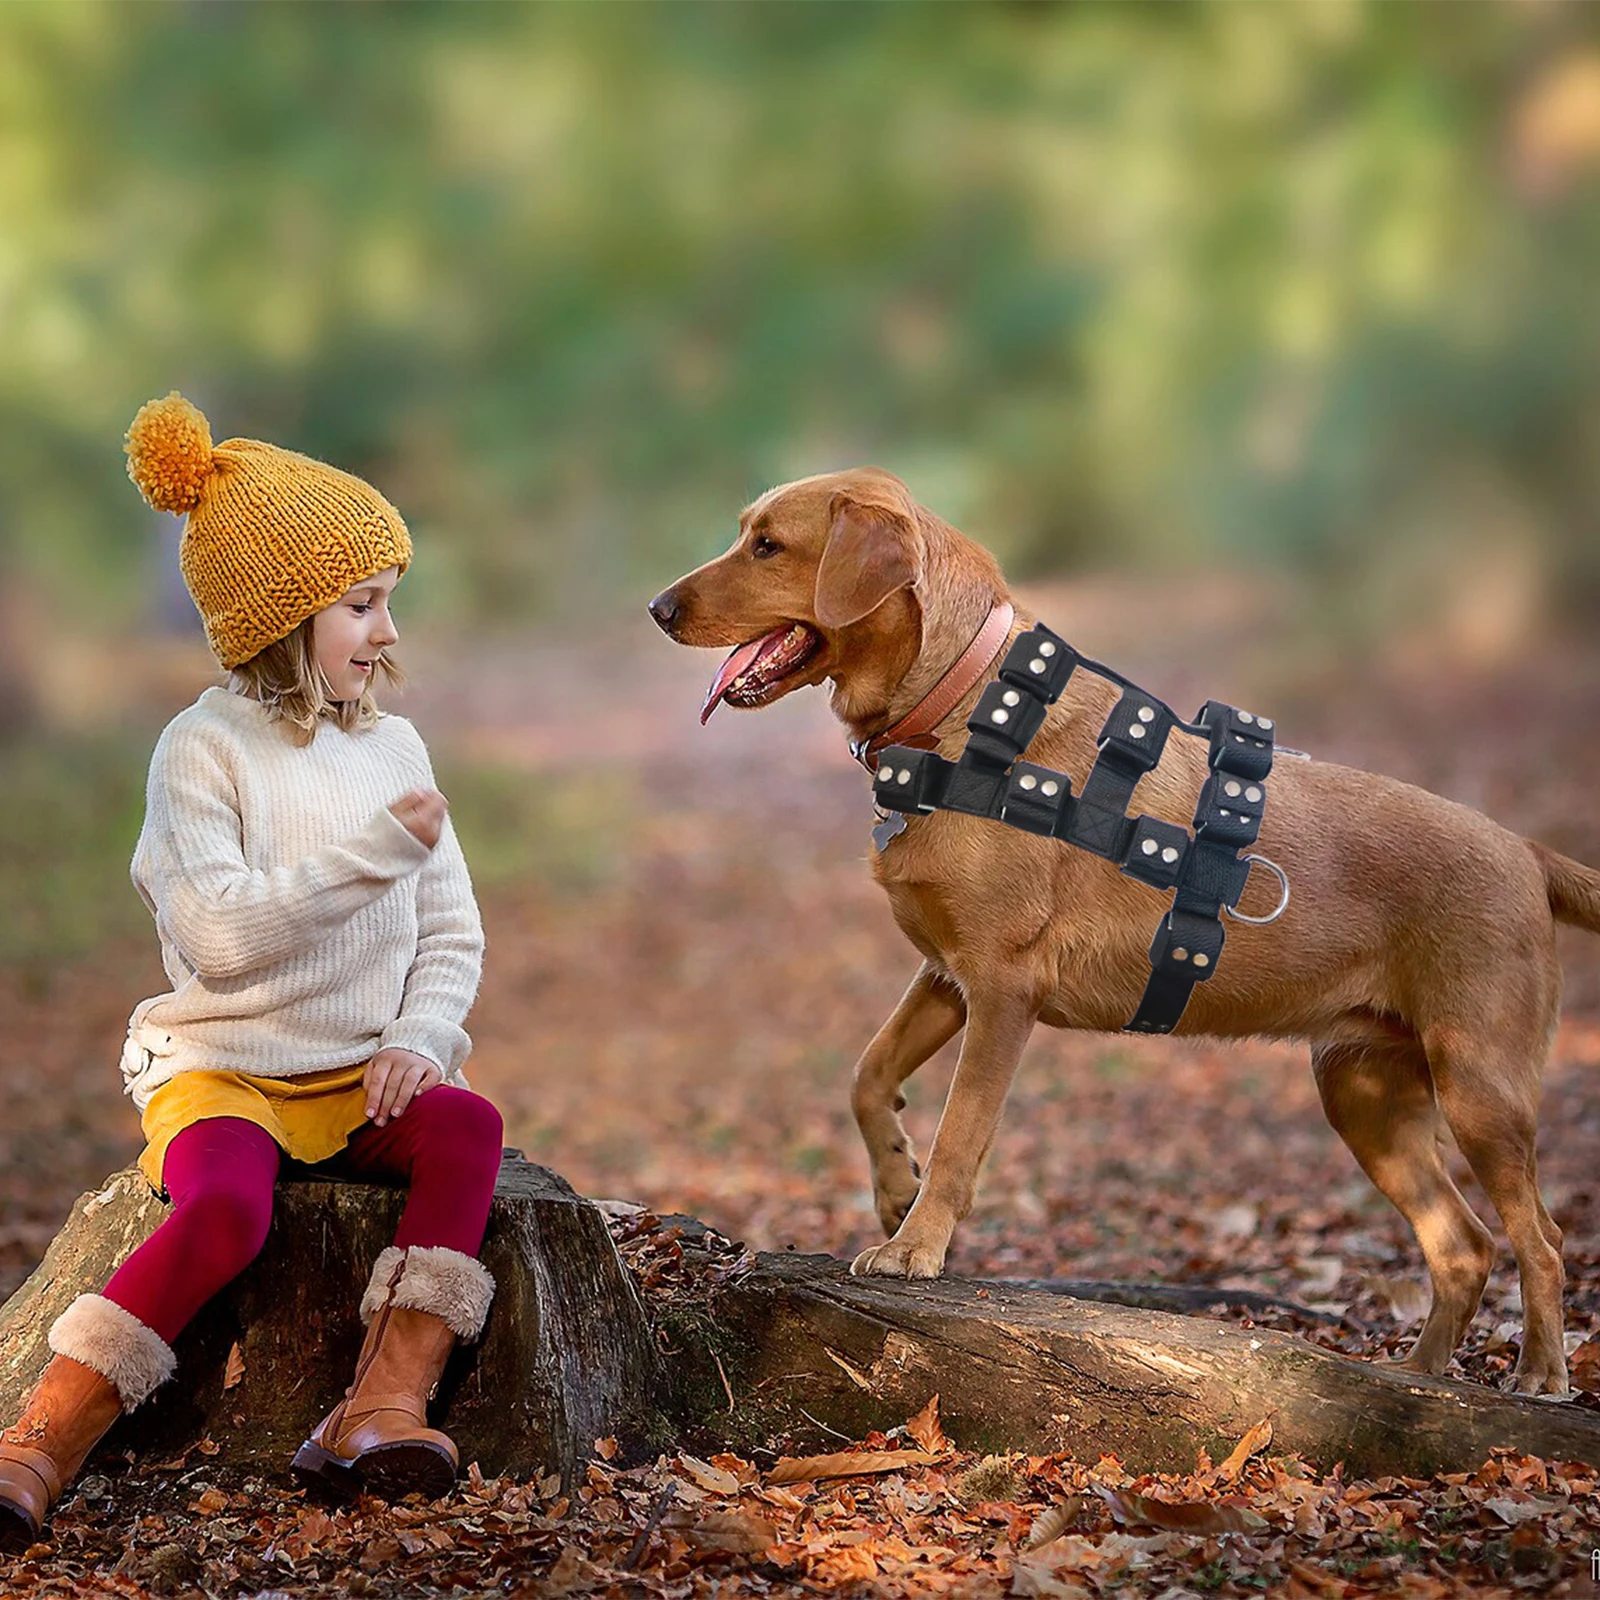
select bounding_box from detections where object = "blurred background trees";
[4,0,1599,711]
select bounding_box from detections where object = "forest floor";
[2,577,1599,1596]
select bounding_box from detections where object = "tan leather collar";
[853,599,1015,770]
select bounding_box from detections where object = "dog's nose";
[648,589,681,633]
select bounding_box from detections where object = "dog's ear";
[814,493,922,628]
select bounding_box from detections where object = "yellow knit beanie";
[124,392,413,669]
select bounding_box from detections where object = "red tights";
[102,1088,503,1346]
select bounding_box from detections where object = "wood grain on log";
[655,1249,1600,1480]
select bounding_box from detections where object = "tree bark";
[653,1247,1600,1481]
[0,1157,658,1483]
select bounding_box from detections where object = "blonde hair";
[229,618,403,745]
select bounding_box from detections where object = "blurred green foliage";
[3,0,1599,649]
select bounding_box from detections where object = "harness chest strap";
[868,621,1286,1035]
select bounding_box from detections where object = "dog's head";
[650,467,996,729]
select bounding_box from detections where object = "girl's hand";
[389,787,448,849]
[365,1048,443,1126]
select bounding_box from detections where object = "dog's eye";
[751,535,782,559]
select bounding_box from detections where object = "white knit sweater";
[121,687,484,1111]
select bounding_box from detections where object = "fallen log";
[4,1166,1598,1485]
[0,1157,658,1482]
[649,1242,1600,1480]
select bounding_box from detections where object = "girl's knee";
[416,1086,503,1159]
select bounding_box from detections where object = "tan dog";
[648,466,1600,1395]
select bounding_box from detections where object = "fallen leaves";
[768,1447,949,1485]
[905,1392,952,1454]
[1215,1417,1274,1483]
[1095,1483,1263,1533]
[16,1437,1600,1600]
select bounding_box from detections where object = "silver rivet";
[1029,658,1046,674]
[1225,781,1241,797]
[1235,734,1245,743]
[1246,786,1261,803]
[1173,947,1189,962]
[896,768,911,784]
[1162,847,1179,863]
[1220,808,1231,817]
[1039,641,1056,657]
[1041,780,1059,797]
[1239,711,1255,725]
[1129,724,1146,739]
[1019,774,1038,791]
[877,766,893,781]
[1259,718,1272,730]
[1003,689,1021,707]
[1193,952,1210,968]
[1141,839,1159,856]
[991,708,1009,725]
[1137,706,1155,723]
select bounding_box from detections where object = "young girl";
[0,394,505,1545]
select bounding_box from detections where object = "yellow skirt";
[139,1063,371,1191]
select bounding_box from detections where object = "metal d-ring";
[1227,854,1291,924]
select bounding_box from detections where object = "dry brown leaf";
[1358,1275,1431,1325]
[904,1393,952,1455]
[1022,1495,1084,1550]
[221,1341,245,1391]
[677,1453,742,1495]
[1012,1556,1093,1599]
[768,1448,947,1485]
[594,1435,619,1460]
[1096,1485,1261,1533]
[1216,1418,1273,1483]
[666,1510,776,1554]
[297,1508,336,1544]
[1568,1337,1600,1392]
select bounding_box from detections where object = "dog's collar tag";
[871,809,908,852]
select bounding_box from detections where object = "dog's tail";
[1534,841,1600,933]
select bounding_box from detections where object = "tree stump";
[648,1246,1600,1480]
[0,1156,657,1482]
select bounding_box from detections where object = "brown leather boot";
[0,1296,174,1549]
[293,1244,493,1501]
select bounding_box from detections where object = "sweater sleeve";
[136,718,432,981]
[378,813,485,1081]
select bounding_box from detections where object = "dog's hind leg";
[1422,1020,1567,1395]
[852,962,967,1238]
[853,977,1037,1279]
[1313,1036,1495,1379]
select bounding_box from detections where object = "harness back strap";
[869,622,1279,1035]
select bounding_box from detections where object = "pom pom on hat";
[125,391,215,513]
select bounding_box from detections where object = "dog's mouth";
[700,622,824,723]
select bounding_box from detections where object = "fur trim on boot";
[47,1296,175,1412]
[359,1246,495,1342]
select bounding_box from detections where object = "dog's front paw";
[873,1171,921,1237]
[1507,1354,1570,1399]
[850,1235,947,1280]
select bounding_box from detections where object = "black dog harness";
[868,622,1290,1035]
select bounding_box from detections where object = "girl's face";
[312,567,401,703]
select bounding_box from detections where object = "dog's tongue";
[700,635,772,724]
